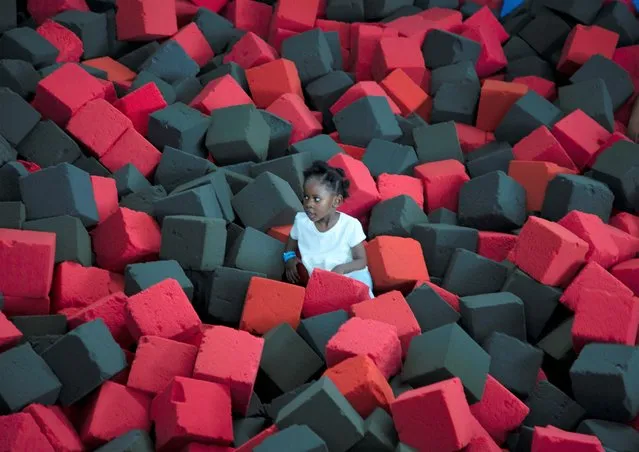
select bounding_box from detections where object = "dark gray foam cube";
[193,9,234,54]
[148,103,210,158]
[0,343,61,414]
[422,29,481,69]
[503,36,537,62]
[459,292,526,344]
[411,224,478,278]
[19,163,100,227]
[54,11,109,59]
[431,82,479,125]
[124,260,193,299]
[570,343,639,422]
[290,134,344,162]
[154,146,216,193]
[255,424,328,452]
[0,134,16,167]
[542,174,614,223]
[234,417,267,447]
[259,323,324,396]
[537,316,574,361]
[169,171,235,223]
[495,90,563,144]
[0,0,16,34]
[0,58,40,99]
[594,1,639,47]
[120,185,167,215]
[41,318,127,406]
[362,139,418,177]
[325,0,365,22]
[0,27,59,68]
[305,70,354,123]
[458,170,526,231]
[333,96,402,147]
[442,248,510,297]
[17,120,82,168]
[207,266,266,326]
[366,0,413,20]
[113,164,152,198]
[428,208,458,225]
[129,71,176,105]
[406,284,460,333]
[390,375,413,398]
[226,226,285,280]
[206,104,270,165]
[231,172,302,232]
[413,121,463,164]
[260,110,292,160]
[368,195,429,239]
[297,309,349,361]
[94,429,154,452]
[466,143,514,179]
[401,322,490,404]
[577,419,639,452]
[0,201,25,229]
[153,184,224,222]
[518,13,571,59]
[249,152,312,200]
[10,315,67,338]
[220,168,252,196]
[484,332,543,399]
[23,215,92,266]
[0,87,41,147]
[416,0,459,8]
[199,62,249,93]
[558,78,614,132]
[350,407,398,452]
[324,31,342,71]
[505,425,534,452]
[172,76,201,104]
[73,155,111,177]
[590,140,639,212]
[570,55,634,111]
[506,55,555,82]
[28,335,63,355]
[264,382,314,421]
[395,114,428,148]
[159,215,227,271]
[139,40,199,83]
[543,0,604,26]
[281,29,333,84]
[501,268,562,342]
[275,376,365,452]
[225,223,245,265]
[429,61,479,96]
[524,380,586,430]
[0,161,27,202]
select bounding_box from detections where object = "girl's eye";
[314,197,320,202]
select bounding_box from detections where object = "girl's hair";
[303,160,350,199]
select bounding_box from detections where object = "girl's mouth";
[305,211,316,219]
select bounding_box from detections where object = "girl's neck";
[314,211,340,232]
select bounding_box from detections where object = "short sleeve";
[289,213,301,240]
[347,217,367,247]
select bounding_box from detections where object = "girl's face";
[302,178,342,222]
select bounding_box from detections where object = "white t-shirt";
[290,211,367,276]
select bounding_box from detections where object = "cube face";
[333,96,402,148]
[147,103,210,157]
[459,292,526,344]
[160,215,227,271]
[281,29,333,84]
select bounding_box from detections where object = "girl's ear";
[332,194,344,208]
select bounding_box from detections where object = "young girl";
[283,160,375,297]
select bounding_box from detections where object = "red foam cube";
[27,0,89,25]
[190,74,254,115]
[33,63,106,126]
[66,98,132,158]
[193,326,264,416]
[610,212,639,238]
[330,81,401,116]
[190,0,228,13]
[36,19,83,63]
[414,159,469,213]
[267,26,298,54]
[302,268,372,318]
[531,426,605,452]
[509,216,589,287]
[350,24,398,81]
[126,278,202,343]
[114,82,168,137]
[151,377,233,451]
[561,261,634,312]
[224,0,272,39]
[339,143,366,160]
[80,381,152,448]
[224,31,278,70]
[325,316,402,379]
[461,25,507,78]
[127,335,198,395]
[328,153,381,218]
[376,173,424,210]
[91,207,161,273]
[512,126,578,171]
[557,211,621,269]
[366,236,430,295]
[551,109,612,170]
[462,6,508,44]
[379,68,432,121]
[67,292,133,348]
[351,290,420,357]
[116,0,177,41]
[0,413,55,452]
[607,223,639,263]
[100,128,162,178]
[0,312,22,352]
[512,76,556,100]
[391,378,474,451]
[508,160,577,212]
[265,93,322,144]
[469,375,530,444]
[557,25,619,75]
[456,123,495,154]
[477,231,518,263]
[476,80,528,132]
[91,175,118,223]
[172,22,215,67]
[23,404,83,452]
[316,19,350,50]
[324,355,395,418]
[611,259,639,296]
[240,276,305,335]
[0,228,55,299]
[272,0,319,32]
[372,37,426,86]
[245,58,303,108]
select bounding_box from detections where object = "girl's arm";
[333,241,367,275]
[284,236,301,283]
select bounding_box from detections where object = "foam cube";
[159,215,226,271]
[127,335,198,396]
[379,69,432,120]
[224,31,277,70]
[226,226,285,279]
[302,268,372,318]
[0,413,56,451]
[0,312,22,352]
[115,0,177,41]
[51,261,124,312]
[281,29,333,84]
[23,404,84,452]
[205,266,264,325]
[330,82,401,117]
[495,91,563,145]
[192,75,254,118]
[405,284,460,333]
[193,326,263,416]
[333,96,402,147]
[508,160,576,212]
[590,140,639,213]
[411,224,478,278]
[139,41,199,84]
[297,309,349,360]
[558,79,614,133]
[362,139,418,178]
[413,121,464,164]
[266,93,322,144]
[240,277,304,335]
[67,292,133,348]
[0,88,41,147]
[328,153,381,219]
[376,173,424,209]
[551,109,612,170]
[52,11,109,59]
[442,248,511,296]
[366,235,429,294]
[523,380,586,431]
[0,27,59,69]
[414,159,469,213]
[557,211,621,269]
[91,175,118,223]
[570,54,634,111]
[531,426,605,452]
[430,81,479,125]
[459,292,526,344]
[368,195,428,239]
[423,29,481,69]
[254,425,326,452]
[113,82,167,136]
[611,259,639,296]
[246,59,302,109]
[476,80,528,132]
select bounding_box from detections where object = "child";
[283,160,375,298]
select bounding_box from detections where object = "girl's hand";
[285,258,301,284]
[332,264,348,275]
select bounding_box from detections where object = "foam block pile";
[2,0,639,450]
